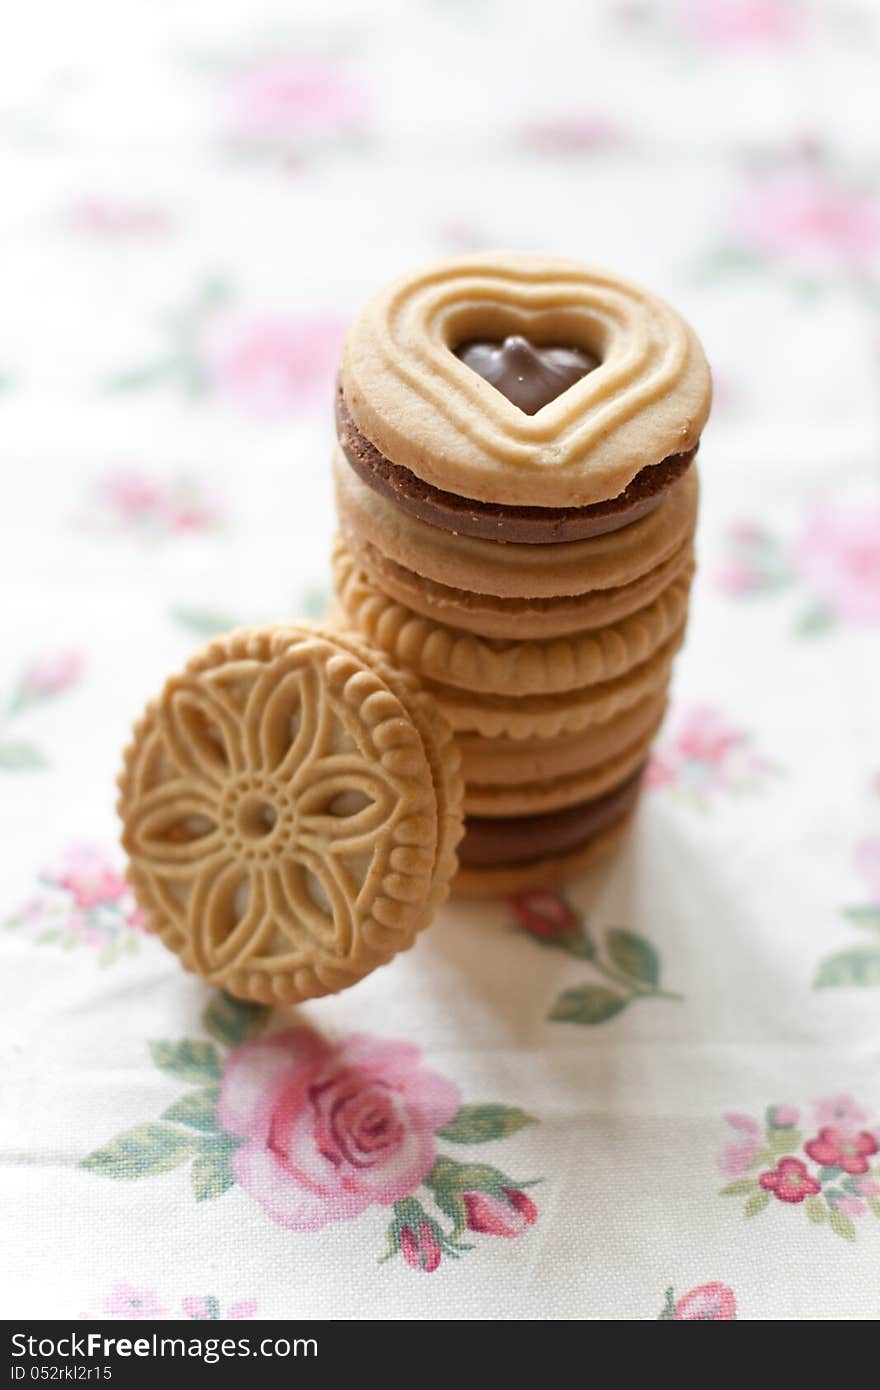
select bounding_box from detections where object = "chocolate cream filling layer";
[336,391,697,547]
[457,765,645,868]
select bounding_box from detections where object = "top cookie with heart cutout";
[340,250,712,509]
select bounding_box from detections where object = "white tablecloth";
[2,0,879,1321]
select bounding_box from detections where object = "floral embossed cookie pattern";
[118,626,460,1003]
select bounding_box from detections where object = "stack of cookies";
[331,252,711,897]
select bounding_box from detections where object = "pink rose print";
[813,1095,870,1131]
[733,169,880,274]
[667,1283,737,1321]
[68,198,171,239]
[855,841,880,906]
[462,1188,538,1238]
[674,0,803,46]
[90,467,223,539]
[107,278,345,420]
[759,1157,821,1203]
[202,314,345,417]
[223,55,369,161]
[400,1221,443,1274]
[103,1284,166,1319]
[509,891,579,941]
[1,650,85,769]
[795,506,880,625]
[720,1097,880,1239]
[804,1128,878,1176]
[16,651,84,705]
[219,1030,460,1231]
[3,844,145,965]
[646,705,777,805]
[519,113,619,156]
[83,995,541,1276]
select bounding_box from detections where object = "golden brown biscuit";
[458,690,667,785]
[426,620,685,739]
[462,715,661,818]
[340,251,711,506]
[333,535,692,696]
[118,626,459,1004]
[334,446,699,599]
[350,533,695,640]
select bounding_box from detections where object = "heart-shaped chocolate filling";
[455,334,598,415]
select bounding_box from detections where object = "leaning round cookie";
[333,535,692,695]
[117,626,448,1004]
[463,716,659,817]
[427,621,685,739]
[340,250,711,507]
[458,689,667,786]
[321,626,464,910]
[452,816,633,898]
[335,447,699,599]
[350,533,695,640]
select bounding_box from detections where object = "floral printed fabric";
[2,0,880,1321]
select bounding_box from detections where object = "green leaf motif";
[548,984,628,1026]
[744,1190,771,1218]
[796,601,835,637]
[805,1195,827,1224]
[0,741,47,771]
[767,1128,803,1155]
[828,1210,856,1242]
[162,1087,219,1133]
[426,1155,513,1200]
[190,1152,236,1202]
[815,946,880,989]
[79,1123,196,1179]
[719,1178,759,1197]
[437,1104,536,1146]
[842,906,880,932]
[149,1039,222,1084]
[429,1183,469,1238]
[169,606,242,638]
[605,928,660,987]
[819,1165,842,1183]
[202,992,269,1048]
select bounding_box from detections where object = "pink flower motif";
[643,754,676,789]
[57,856,129,911]
[520,113,619,156]
[836,1197,867,1218]
[715,562,764,596]
[68,198,171,238]
[733,171,880,273]
[125,905,148,933]
[676,0,803,46]
[400,1221,443,1273]
[720,1138,760,1180]
[225,56,367,148]
[759,1156,821,1203]
[228,1300,258,1319]
[180,1297,211,1319]
[217,1030,460,1232]
[813,1094,870,1131]
[203,315,346,416]
[97,468,164,521]
[19,650,84,700]
[857,1178,880,1198]
[772,1104,800,1127]
[724,1111,761,1135]
[804,1127,878,1176]
[103,1283,165,1318]
[674,706,744,765]
[509,891,578,940]
[95,469,221,535]
[854,840,880,906]
[674,1282,737,1320]
[794,505,880,623]
[462,1188,538,1238]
